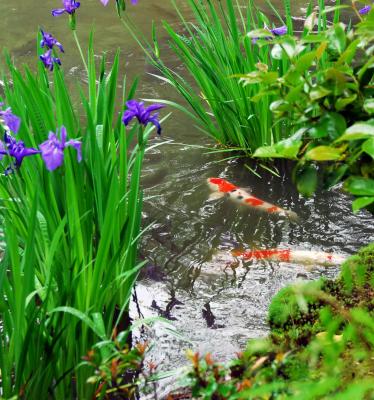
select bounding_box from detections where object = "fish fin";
[208,192,225,201]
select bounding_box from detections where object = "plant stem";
[72,30,88,74]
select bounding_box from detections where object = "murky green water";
[3,0,374,396]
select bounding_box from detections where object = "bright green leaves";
[344,177,374,212]
[309,112,346,140]
[338,120,374,141]
[352,196,374,213]
[254,130,304,159]
[364,99,374,115]
[295,51,316,73]
[344,177,374,196]
[363,137,374,158]
[327,23,346,55]
[305,145,342,161]
[241,14,374,212]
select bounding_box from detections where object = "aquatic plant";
[247,6,374,212]
[119,0,342,154]
[0,20,163,400]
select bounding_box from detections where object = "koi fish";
[230,248,346,267]
[207,177,298,220]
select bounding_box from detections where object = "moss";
[268,280,324,328]
[268,280,326,345]
[268,242,374,347]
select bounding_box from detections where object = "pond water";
[3,0,374,397]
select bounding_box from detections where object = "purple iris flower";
[40,30,64,52]
[0,132,39,173]
[270,26,287,36]
[40,50,62,71]
[0,104,21,134]
[52,0,81,16]
[252,25,287,43]
[122,100,165,134]
[359,5,372,15]
[40,126,82,171]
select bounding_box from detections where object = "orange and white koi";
[230,248,346,267]
[207,177,298,220]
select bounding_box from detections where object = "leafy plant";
[246,5,374,211]
[83,334,148,399]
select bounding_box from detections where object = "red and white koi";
[230,248,346,267]
[207,177,298,220]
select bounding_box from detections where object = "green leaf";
[295,164,318,197]
[302,34,326,44]
[50,307,107,340]
[246,28,273,39]
[306,145,342,161]
[304,12,317,31]
[322,5,351,14]
[309,87,331,101]
[281,37,298,59]
[328,23,346,54]
[270,100,289,113]
[364,98,374,115]
[335,94,357,111]
[285,84,304,103]
[352,197,374,213]
[363,137,374,158]
[344,177,374,196]
[253,146,281,158]
[295,51,316,73]
[337,39,359,64]
[309,112,347,140]
[338,120,374,141]
[271,44,284,60]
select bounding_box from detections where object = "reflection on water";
[4,0,374,396]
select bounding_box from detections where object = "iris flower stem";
[137,125,144,148]
[72,30,88,74]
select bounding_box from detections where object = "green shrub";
[248,7,374,211]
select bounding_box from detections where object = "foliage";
[83,334,147,399]
[248,6,374,211]
[121,0,342,153]
[0,35,154,398]
[180,243,374,399]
